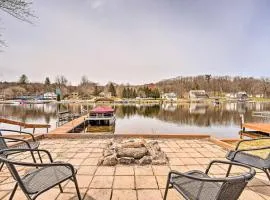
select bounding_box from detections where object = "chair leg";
[59,183,63,193]
[226,163,232,177]
[9,183,18,200]
[0,162,4,171]
[73,175,82,200]
[37,151,43,163]
[30,151,37,164]
[265,169,270,181]
[163,174,171,200]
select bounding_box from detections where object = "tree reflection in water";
[1,102,270,132]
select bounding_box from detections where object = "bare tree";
[0,0,34,22]
[0,0,34,47]
[80,75,89,86]
[55,75,68,87]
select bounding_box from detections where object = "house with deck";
[161,92,177,101]
[43,92,57,100]
[189,90,209,100]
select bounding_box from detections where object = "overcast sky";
[0,0,270,85]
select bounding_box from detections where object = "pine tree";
[45,77,50,85]
[93,85,100,96]
[18,74,29,84]
[122,88,127,98]
[108,83,116,97]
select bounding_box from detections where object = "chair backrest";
[0,131,8,150]
[216,180,248,200]
[0,153,28,192]
[216,169,255,200]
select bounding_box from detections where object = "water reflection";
[1,102,270,136]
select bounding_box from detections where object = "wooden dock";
[48,115,87,135]
[242,123,270,136]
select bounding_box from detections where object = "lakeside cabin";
[189,90,209,101]
[43,92,57,100]
[161,92,178,101]
[226,92,248,102]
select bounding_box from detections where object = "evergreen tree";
[127,88,131,98]
[108,83,116,97]
[18,74,28,84]
[122,88,127,98]
[45,77,50,85]
[93,85,100,96]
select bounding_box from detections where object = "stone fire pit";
[98,139,168,166]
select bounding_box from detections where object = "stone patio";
[0,138,269,200]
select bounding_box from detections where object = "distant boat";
[85,106,116,126]
[213,99,220,105]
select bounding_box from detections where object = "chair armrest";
[0,136,32,148]
[0,129,36,141]
[230,146,270,160]
[235,137,270,150]
[205,160,255,175]
[0,148,54,163]
[169,170,233,183]
[0,149,75,174]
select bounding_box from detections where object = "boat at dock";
[85,106,116,126]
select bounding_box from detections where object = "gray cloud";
[0,0,270,85]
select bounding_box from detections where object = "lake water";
[1,102,270,138]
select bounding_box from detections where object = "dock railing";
[0,118,50,133]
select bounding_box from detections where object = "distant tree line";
[157,75,270,98]
[1,74,270,99]
[122,87,137,98]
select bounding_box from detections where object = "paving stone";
[77,166,97,175]
[239,188,266,200]
[115,166,134,175]
[34,188,60,200]
[113,176,135,189]
[56,188,87,200]
[0,191,10,200]
[111,189,137,200]
[175,152,190,158]
[160,189,185,200]
[136,176,158,189]
[90,176,114,188]
[152,166,170,176]
[194,157,211,165]
[170,165,189,172]
[169,158,184,165]
[137,189,162,200]
[86,189,111,200]
[179,157,199,165]
[82,157,100,165]
[135,166,153,175]
[65,175,92,188]
[95,166,115,175]
[156,176,168,189]
[68,158,84,166]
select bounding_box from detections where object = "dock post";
[240,114,245,131]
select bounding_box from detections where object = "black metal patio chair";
[163,160,255,200]
[0,148,82,200]
[0,129,41,171]
[226,137,270,180]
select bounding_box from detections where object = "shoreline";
[1,98,270,105]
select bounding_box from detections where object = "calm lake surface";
[1,102,270,138]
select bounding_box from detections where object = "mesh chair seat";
[227,151,270,169]
[171,171,221,200]
[22,164,74,194]
[11,141,39,150]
